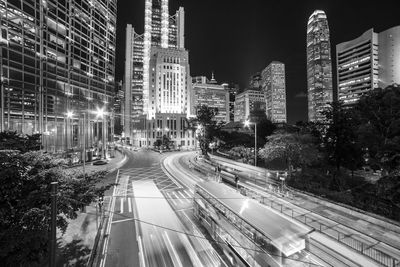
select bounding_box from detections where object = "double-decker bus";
[193,181,314,267]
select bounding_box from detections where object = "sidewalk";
[56,150,127,266]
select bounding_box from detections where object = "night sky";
[115,0,399,123]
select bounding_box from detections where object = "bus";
[193,181,314,267]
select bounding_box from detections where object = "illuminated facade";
[337,26,400,106]
[124,0,194,148]
[192,76,229,123]
[306,10,333,122]
[234,90,265,122]
[261,61,287,123]
[124,25,144,141]
[142,0,184,118]
[0,0,117,151]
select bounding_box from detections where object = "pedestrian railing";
[238,184,400,267]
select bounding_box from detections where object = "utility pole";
[49,182,58,267]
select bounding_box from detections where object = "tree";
[187,105,220,156]
[249,108,276,148]
[153,139,162,148]
[0,150,112,265]
[162,135,171,150]
[320,101,363,175]
[0,131,41,152]
[259,132,320,176]
[353,85,400,176]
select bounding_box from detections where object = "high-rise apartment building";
[0,0,117,152]
[234,90,265,122]
[124,0,195,149]
[337,26,400,105]
[306,10,333,122]
[261,61,287,123]
[192,75,229,123]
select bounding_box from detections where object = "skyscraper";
[143,0,184,118]
[124,0,194,149]
[234,90,265,122]
[337,26,400,106]
[261,61,287,123]
[0,0,117,152]
[306,10,333,122]
[192,75,230,123]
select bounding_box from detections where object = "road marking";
[128,197,132,213]
[120,197,124,213]
[111,218,134,224]
[138,235,146,267]
[101,169,120,267]
[163,231,183,267]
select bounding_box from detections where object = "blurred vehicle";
[93,159,108,165]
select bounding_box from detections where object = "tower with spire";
[306,10,333,122]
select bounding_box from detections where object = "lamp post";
[245,120,257,166]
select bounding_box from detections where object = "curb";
[107,150,128,173]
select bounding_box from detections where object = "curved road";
[100,149,223,267]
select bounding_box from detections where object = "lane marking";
[111,218,135,224]
[128,197,132,213]
[120,197,124,213]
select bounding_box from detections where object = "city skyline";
[117,0,399,123]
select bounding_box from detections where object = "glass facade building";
[0,0,117,152]
[124,0,194,148]
[261,61,287,123]
[306,10,333,122]
[234,90,265,122]
[337,26,400,106]
[192,76,229,123]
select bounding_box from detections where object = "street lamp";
[245,120,257,166]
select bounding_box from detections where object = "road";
[99,149,223,267]
[172,152,400,267]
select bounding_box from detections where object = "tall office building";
[337,26,400,105]
[234,90,265,122]
[142,0,184,118]
[124,0,194,148]
[0,0,117,152]
[306,10,333,122]
[261,61,287,123]
[192,75,229,123]
[222,82,239,122]
[124,25,144,143]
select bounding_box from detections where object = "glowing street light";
[96,107,105,118]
